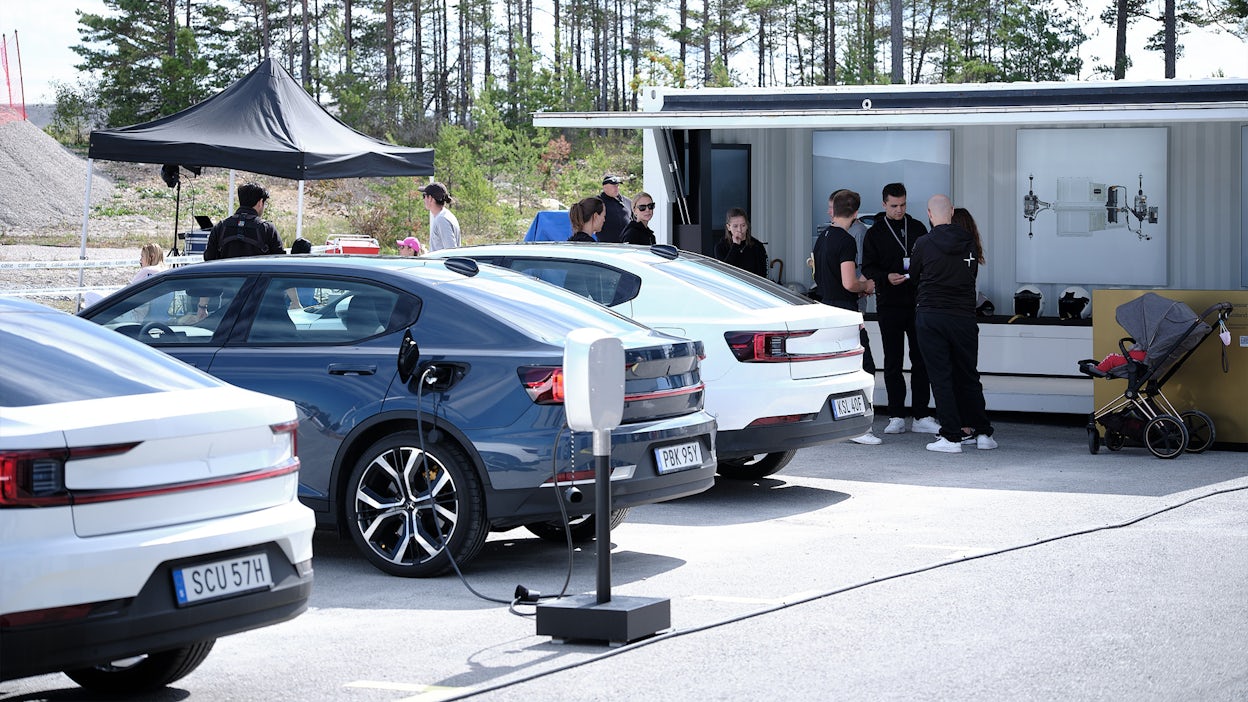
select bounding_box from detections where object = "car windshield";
[450,275,649,344]
[655,256,815,310]
[0,308,215,407]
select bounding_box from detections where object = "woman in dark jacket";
[714,207,768,277]
[620,191,657,245]
[568,197,605,242]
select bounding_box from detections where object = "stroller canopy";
[1115,292,1208,365]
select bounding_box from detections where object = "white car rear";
[0,298,314,694]
[432,244,875,479]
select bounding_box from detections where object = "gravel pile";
[0,113,114,230]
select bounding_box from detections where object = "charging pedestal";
[535,328,671,645]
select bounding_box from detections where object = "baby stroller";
[1078,293,1233,459]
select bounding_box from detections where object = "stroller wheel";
[1105,431,1126,451]
[1087,426,1100,454]
[1180,410,1216,453]
[1144,415,1188,459]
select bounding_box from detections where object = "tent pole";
[77,159,94,311]
[228,170,236,214]
[297,180,305,241]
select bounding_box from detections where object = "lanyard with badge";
[886,217,911,275]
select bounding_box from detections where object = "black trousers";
[877,305,930,418]
[860,326,876,375]
[915,310,991,442]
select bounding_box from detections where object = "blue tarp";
[524,210,580,242]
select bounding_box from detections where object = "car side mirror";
[397,329,420,384]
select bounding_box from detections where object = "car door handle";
[328,363,377,376]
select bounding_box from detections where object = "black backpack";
[217,216,270,256]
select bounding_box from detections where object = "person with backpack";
[205,182,285,260]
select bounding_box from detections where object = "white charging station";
[535,328,672,645]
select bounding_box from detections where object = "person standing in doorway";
[812,189,880,445]
[862,183,938,437]
[596,174,632,243]
[420,182,460,251]
[911,195,996,454]
[205,182,285,260]
[714,208,769,277]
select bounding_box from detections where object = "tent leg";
[77,159,94,311]
[297,180,304,242]
[228,170,236,213]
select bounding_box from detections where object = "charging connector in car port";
[420,364,460,391]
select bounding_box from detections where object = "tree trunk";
[345,0,352,73]
[828,0,837,84]
[1164,0,1175,78]
[1114,0,1128,79]
[301,0,311,89]
[890,0,902,83]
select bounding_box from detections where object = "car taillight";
[0,443,138,508]
[724,330,862,363]
[271,419,299,459]
[519,366,565,404]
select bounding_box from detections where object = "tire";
[525,508,630,543]
[1180,410,1216,453]
[346,431,488,577]
[1087,426,1100,454]
[1144,415,1188,459]
[64,640,215,694]
[717,450,798,480]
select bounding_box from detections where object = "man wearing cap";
[596,175,632,243]
[205,182,285,260]
[420,182,460,251]
[396,236,422,256]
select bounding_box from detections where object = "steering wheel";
[138,322,176,340]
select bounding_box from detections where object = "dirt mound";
[0,115,114,230]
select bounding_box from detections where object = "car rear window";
[656,257,817,310]
[0,309,215,407]
[450,276,648,344]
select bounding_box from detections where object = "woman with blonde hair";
[130,243,167,284]
[620,191,657,245]
[567,197,606,242]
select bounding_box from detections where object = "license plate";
[655,441,704,474]
[173,553,272,606]
[831,393,866,419]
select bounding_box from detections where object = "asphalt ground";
[4,416,1246,701]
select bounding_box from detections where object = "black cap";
[602,174,622,185]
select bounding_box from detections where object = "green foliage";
[48,80,102,146]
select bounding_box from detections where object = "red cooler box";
[319,235,381,255]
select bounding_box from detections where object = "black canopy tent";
[78,58,434,270]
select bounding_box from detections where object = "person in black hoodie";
[911,195,995,453]
[567,197,605,242]
[620,191,658,245]
[861,182,936,436]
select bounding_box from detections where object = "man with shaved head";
[909,194,995,454]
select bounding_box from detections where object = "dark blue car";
[82,256,716,577]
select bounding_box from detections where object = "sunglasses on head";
[636,202,656,211]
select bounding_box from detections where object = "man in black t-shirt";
[205,182,285,260]
[812,189,880,445]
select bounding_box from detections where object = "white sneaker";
[960,434,976,444]
[884,417,907,434]
[911,416,942,434]
[976,434,998,450]
[926,437,962,453]
[851,431,883,445]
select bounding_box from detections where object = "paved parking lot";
[4,417,1246,701]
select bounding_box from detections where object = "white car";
[0,297,314,694]
[432,244,874,479]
